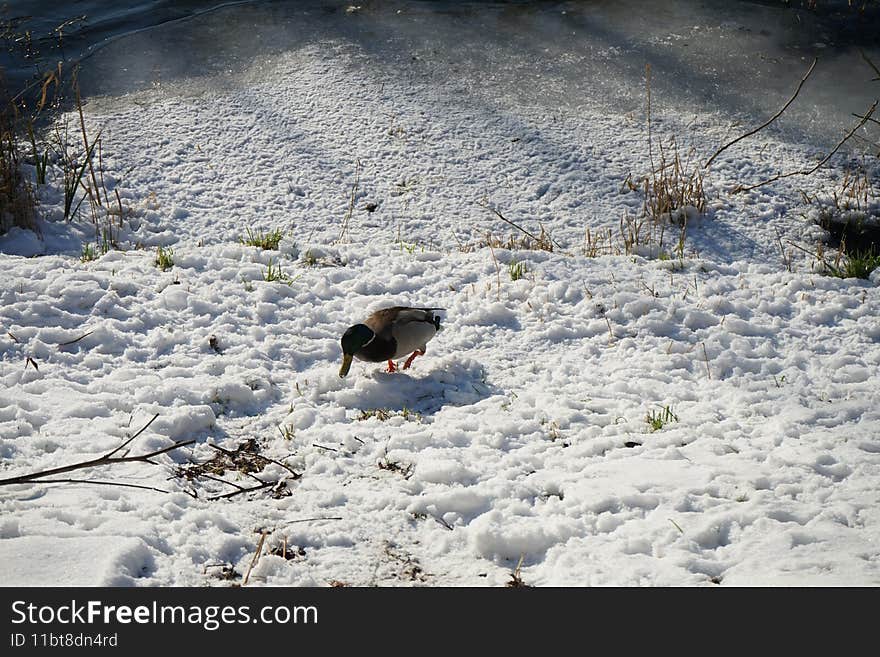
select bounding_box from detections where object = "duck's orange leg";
[386,359,397,372]
[402,349,425,370]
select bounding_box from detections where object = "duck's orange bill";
[339,353,353,377]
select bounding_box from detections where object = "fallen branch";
[705,58,817,169]
[732,100,879,194]
[0,414,194,487]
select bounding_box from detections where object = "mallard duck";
[339,306,442,377]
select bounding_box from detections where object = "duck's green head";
[339,324,374,377]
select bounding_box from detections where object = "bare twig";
[733,100,879,194]
[433,515,454,531]
[106,413,159,458]
[705,58,817,169]
[57,329,95,347]
[0,414,193,487]
[282,517,344,526]
[483,203,541,242]
[0,439,194,487]
[785,239,821,259]
[859,48,880,81]
[207,479,274,500]
[785,239,843,276]
[30,478,175,494]
[198,472,247,491]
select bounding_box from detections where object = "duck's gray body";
[357,307,441,362]
[339,306,442,376]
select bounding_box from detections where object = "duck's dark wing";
[364,307,442,333]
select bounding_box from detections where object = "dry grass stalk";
[243,530,269,586]
[337,159,361,243]
[0,91,37,235]
[829,165,875,213]
[619,210,668,256]
[583,226,620,257]
[645,137,707,222]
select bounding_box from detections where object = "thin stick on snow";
[311,443,338,453]
[29,478,177,495]
[482,202,543,244]
[282,516,343,526]
[433,515,454,531]
[482,200,562,252]
[106,413,159,458]
[206,478,275,500]
[57,329,95,347]
[704,58,817,169]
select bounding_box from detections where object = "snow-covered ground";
[1,3,879,586]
